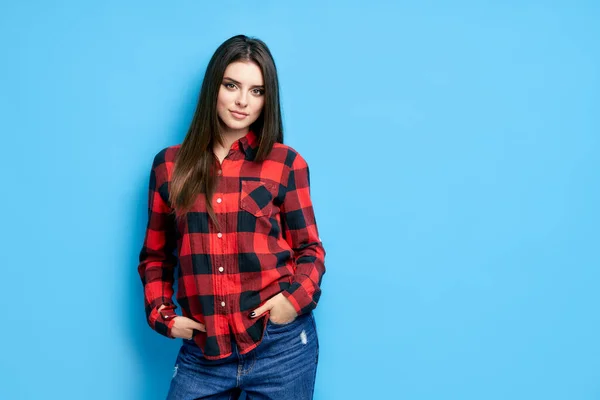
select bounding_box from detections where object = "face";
[216,61,265,136]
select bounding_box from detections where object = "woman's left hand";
[250,292,298,324]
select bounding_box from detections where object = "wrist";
[158,305,178,339]
[159,305,178,321]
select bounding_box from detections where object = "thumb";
[179,316,206,332]
[250,300,272,318]
[191,320,206,332]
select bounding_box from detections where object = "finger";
[191,321,206,332]
[250,300,272,318]
[172,327,191,339]
[182,318,206,332]
[177,316,203,330]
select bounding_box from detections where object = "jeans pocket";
[267,311,313,332]
[266,316,297,331]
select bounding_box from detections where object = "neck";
[216,127,249,152]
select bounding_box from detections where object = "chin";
[222,118,254,132]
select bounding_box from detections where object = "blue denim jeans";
[166,312,320,400]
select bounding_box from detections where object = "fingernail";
[249,311,255,318]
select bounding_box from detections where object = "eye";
[224,83,237,89]
[252,88,265,96]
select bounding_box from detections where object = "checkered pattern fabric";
[138,130,326,360]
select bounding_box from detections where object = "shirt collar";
[231,129,259,157]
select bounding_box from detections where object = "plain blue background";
[1,1,598,399]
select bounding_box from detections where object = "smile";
[230,110,248,119]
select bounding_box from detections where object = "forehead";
[223,61,264,85]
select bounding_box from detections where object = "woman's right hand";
[170,316,206,340]
[158,305,206,339]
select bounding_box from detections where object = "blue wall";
[1,1,598,399]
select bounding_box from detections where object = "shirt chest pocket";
[240,179,277,218]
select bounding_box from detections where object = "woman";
[137,34,326,400]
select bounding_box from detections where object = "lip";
[229,110,249,119]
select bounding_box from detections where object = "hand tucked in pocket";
[249,292,299,324]
[158,304,206,340]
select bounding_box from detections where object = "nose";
[235,92,248,108]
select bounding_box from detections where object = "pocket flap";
[240,180,275,217]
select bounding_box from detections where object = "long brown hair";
[170,35,284,229]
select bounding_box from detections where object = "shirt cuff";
[282,277,320,316]
[149,303,178,339]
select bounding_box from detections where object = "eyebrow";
[223,77,264,88]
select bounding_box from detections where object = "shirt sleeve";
[280,152,326,316]
[137,150,179,339]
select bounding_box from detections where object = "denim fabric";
[166,312,319,400]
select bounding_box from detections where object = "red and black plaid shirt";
[137,130,326,360]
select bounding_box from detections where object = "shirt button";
[221,301,226,307]
[216,197,222,204]
[218,267,224,272]
[217,232,223,238]
[217,170,222,176]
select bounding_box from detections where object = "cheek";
[217,88,233,108]
[251,98,266,114]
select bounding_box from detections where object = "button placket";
[214,172,227,314]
